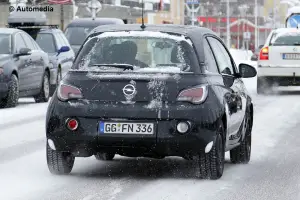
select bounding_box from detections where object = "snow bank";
[230,48,253,61]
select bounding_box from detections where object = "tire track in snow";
[1,115,45,130]
[105,94,300,200]
[0,138,45,164]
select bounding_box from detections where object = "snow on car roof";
[272,28,300,38]
[94,31,193,46]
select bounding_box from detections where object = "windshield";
[65,26,96,46]
[0,34,11,54]
[74,31,195,73]
[270,31,300,46]
[35,33,56,53]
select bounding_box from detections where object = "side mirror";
[238,63,257,78]
[57,46,70,55]
[14,48,31,57]
[250,54,258,61]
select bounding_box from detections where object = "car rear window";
[74,31,197,73]
[270,31,300,46]
[65,26,96,46]
[36,33,56,53]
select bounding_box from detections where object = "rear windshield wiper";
[293,43,300,46]
[92,64,134,70]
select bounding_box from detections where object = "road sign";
[243,32,251,40]
[286,14,300,28]
[186,0,199,4]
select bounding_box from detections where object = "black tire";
[197,122,225,180]
[95,152,115,161]
[0,74,19,108]
[230,110,252,164]
[46,143,75,175]
[34,72,50,103]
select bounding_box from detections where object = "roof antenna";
[140,0,146,29]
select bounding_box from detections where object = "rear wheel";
[197,122,225,180]
[230,110,252,164]
[0,74,19,108]
[46,143,75,175]
[95,152,115,161]
[34,72,50,103]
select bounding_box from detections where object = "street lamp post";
[238,14,240,49]
[273,0,276,28]
[226,0,230,48]
[255,0,258,49]
[218,12,222,36]
[238,5,247,49]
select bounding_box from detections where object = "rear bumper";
[46,99,222,157]
[258,76,300,86]
[257,66,300,77]
[47,122,217,157]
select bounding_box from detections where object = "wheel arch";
[249,103,253,133]
[11,70,18,78]
[221,113,227,142]
[45,67,50,75]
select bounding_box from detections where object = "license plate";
[283,53,300,60]
[99,122,154,134]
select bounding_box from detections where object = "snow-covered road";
[2,61,300,200]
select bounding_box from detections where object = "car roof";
[38,28,63,34]
[66,18,124,27]
[273,28,300,33]
[0,28,22,34]
[7,10,47,25]
[89,24,215,37]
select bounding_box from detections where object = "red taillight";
[57,84,83,101]
[66,118,78,131]
[259,47,269,60]
[177,85,208,104]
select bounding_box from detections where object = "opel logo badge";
[123,84,136,97]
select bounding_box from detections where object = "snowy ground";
[2,58,300,200]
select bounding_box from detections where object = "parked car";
[64,18,124,54]
[46,24,257,179]
[0,28,50,108]
[33,27,75,95]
